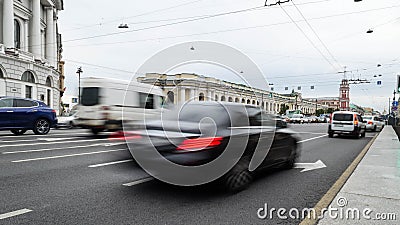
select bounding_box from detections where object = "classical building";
[304,97,340,110]
[0,0,64,113]
[138,73,326,115]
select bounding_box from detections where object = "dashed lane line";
[2,142,125,154]
[11,149,126,163]
[88,159,133,168]
[0,209,32,220]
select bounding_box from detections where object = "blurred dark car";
[0,97,57,135]
[126,102,299,192]
[273,115,288,128]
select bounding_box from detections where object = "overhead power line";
[279,4,339,71]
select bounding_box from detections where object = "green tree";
[279,104,290,115]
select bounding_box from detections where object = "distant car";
[57,111,78,129]
[328,111,366,138]
[289,114,304,123]
[362,116,384,131]
[0,97,57,135]
[273,115,288,128]
[309,116,319,123]
[126,102,299,192]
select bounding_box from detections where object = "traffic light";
[397,75,400,93]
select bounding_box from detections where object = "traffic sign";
[393,101,398,107]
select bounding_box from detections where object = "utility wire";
[279,4,339,71]
[291,0,342,69]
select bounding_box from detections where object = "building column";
[189,89,195,101]
[31,0,41,59]
[180,87,186,104]
[46,7,56,67]
[207,90,212,101]
[24,20,29,51]
[3,0,14,50]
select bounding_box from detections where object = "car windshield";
[81,87,99,106]
[363,116,372,120]
[333,114,353,121]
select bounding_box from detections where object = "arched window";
[221,96,226,101]
[167,91,174,104]
[214,95,218,101]
[199,93,205,101]
[235,98,239,103]
[14,19,21,49]
[247,99,250,104]
[45,76,52,87]
[228,97,233,102]
[21,71,35,83]
[242,98,245,103]
[0,68,4,78]
[252,100,256,105]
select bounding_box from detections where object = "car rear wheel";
[222,158,253,193]
[33,118,50,135]
[284,146,297,169]
[91,128,103,135]
[10,129,27,135]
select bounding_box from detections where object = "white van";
[328,111,366,138]
[74,77,164,134]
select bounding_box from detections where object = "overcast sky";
[58,0,400,112]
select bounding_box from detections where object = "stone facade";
[0,0,64,113]
[138,73,327,115]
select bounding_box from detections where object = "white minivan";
[328,111,366,138]
[74,77,164,134]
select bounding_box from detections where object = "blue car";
[0,97,58,135]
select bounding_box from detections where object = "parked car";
[328,111,366,138]
[0,97,57,135]
[309,116,319,123]
[57,110,78,129]
[126,102,299,192]
[362,115,384,131]
[289,114,304,123]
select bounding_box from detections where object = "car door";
[0,98,15,128]
[13,99,38,128]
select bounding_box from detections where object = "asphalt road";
[0,124,377,224]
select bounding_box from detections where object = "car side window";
[14,99,36,107]
[0,99,13,108]
[139,93,154,109]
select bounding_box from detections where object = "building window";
[167,91,174,104]
[235,98,239,103]
[21,71,35,83]
[46,76,52,87]
[199,93,205,101]
[228,97,233,102]
[0,69,3,78]
[214,95,218,101]
[221,96,226,101]
[25,86,32,99]
[14,19,21,49]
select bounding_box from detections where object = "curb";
[299,133,379,225]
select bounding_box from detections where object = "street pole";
[76,67,83,103]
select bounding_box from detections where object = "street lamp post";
[76,67,83,103]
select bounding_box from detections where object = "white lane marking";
[2,142,125,154]
[11,149,126,163]
[0,138,109,148]
[297,134,328,143]
[296,132,327,135]
[88,159,133,168]
[294,160,327,172]
[123,177,154,186]
[0,208,32,220]
[0,132,88,138]
[1,137,76,143]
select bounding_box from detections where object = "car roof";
[332,111,358,115]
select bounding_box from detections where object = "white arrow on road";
[294,160,326,172]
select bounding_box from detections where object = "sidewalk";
[318,126,400,224]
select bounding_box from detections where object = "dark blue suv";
[0,97,58,135]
